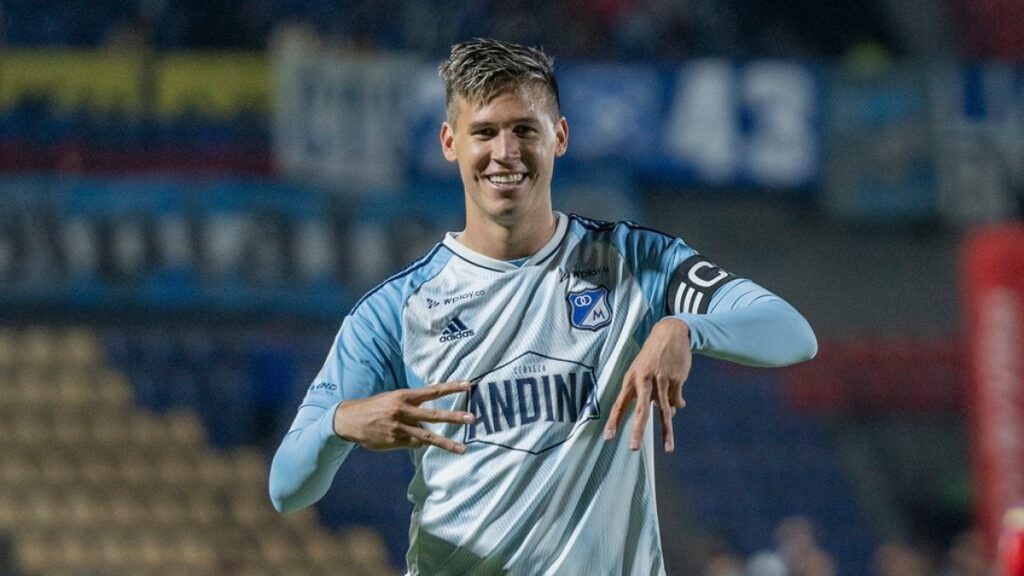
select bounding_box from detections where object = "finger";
[408,380,472,405]
[656,377,674,453]
[399,423,466,454]
[603,380,635,440]
[671,380,686,409]
[629,379,654,451]
[402,406,476,425]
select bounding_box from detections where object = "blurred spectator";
[746,551,788,576]
[872,541,935,576]
[0,0,910,59]
[941,531,988,576]
[744,516,838,576]
[701,537,745,576]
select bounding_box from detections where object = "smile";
[486,173,525,185]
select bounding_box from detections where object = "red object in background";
[953,0,1024,59]
[963,225,1024,560]
[999,508,1024,576]
[0,140,273,175]
[782,338,965,416]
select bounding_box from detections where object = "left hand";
[603,317,692,452]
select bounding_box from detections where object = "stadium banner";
[0,50,144,112]
[271,29,822,190]
[963,225,1024,557]
[271,30,419,191]
[822,65,937,223]
[411,59,821,189]
[651,59,820,188]
[156,53,270,117]
[931,64,1024,228]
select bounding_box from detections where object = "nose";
[492,129,520,162]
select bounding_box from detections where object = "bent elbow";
[269,487,288,514]
[269,478,292,513]
[764,313,816,367]
[269,478,309,514]
[790,316,818,364]
[800,328,818,362]
[268,456,307,514]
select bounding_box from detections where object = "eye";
[514,125,538,136]
[472,127,496,138]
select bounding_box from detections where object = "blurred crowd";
[701,517,990,576]
[0,0,921,59]
[4,0,1018,64]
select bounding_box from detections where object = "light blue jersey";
[270,212,816,575]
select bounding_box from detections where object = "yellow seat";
[15,530,54,574]
[167,409,205,446]
[196,450,232,486]
[0,327,17,367]
[259,530,303,565]
[97,370,133,407]
[63,326,103,367]
[342,527,393,573]
[232,447,269,484]
[22,326,58,367]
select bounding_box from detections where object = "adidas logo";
[440,316,475,343]
[426,298,440,309]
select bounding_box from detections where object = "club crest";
[567,286,612,331]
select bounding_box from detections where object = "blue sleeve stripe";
[568,213,615,231]
[348,243,445,316]
[621,220,678,241]
[568,213,679,242]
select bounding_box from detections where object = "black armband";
[665,255,736,315]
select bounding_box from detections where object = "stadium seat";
[63,326,103,367]
[0,328,16,367]
[22,327,57,367]
[0,325,393,575]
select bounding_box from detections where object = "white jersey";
[269,211,817,575]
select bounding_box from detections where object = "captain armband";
[665,255,736,315]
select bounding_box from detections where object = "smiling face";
[441,86,568,229]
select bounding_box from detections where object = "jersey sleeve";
[626,227,816,367]
[269,298,403,513]
[673,276,817,367]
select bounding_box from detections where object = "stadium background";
[0,1,1022,575]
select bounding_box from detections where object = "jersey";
[269,212,817,575]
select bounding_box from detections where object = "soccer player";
[269,38,817,575]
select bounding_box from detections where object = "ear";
[440,122,458,163]
[554,117,569,157]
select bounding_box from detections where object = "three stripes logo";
[440,316,475,343]
[666,255,735,315]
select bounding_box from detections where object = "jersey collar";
[443,211,568,272]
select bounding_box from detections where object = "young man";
[270,38,817,575]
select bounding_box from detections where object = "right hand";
[333,380,475,454]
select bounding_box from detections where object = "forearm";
[269,401,355,513]
[675,298,817,367]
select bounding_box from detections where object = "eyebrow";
[468,117,542,131]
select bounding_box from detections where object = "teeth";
[488,174,524,184]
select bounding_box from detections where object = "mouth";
[483,172,528,192]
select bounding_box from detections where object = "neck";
[458,207,557,261]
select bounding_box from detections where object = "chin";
[488,206,523,226]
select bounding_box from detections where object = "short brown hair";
[438,38,560,124]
